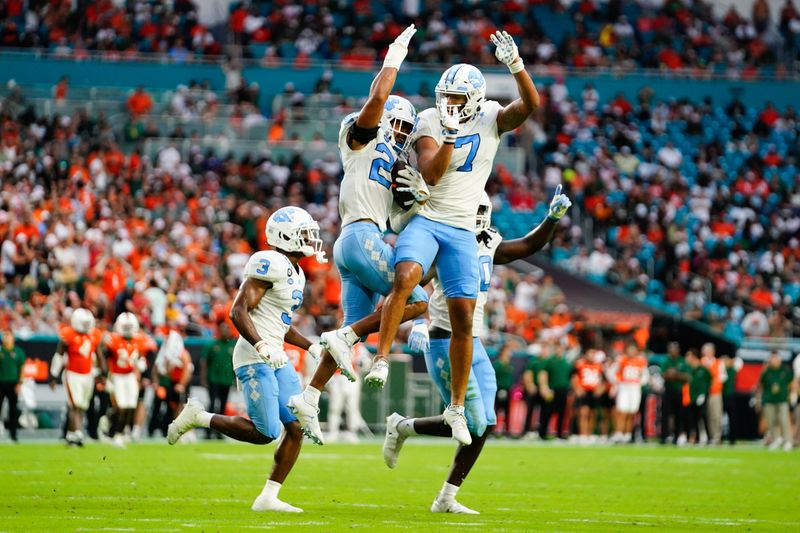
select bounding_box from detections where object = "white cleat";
[364,358,389,389]
[320,330,357,382]
[251,495,304,513]
[287,394,325,445]
[383,413,408,469]
[167,398,204,445]
[443,405,472,446]
[112,434,126,449]
[431,497,479,515]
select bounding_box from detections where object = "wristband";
[442,130,458,144]
[546,214,561,223]
[508,58,525,74]
[383,44,408,70]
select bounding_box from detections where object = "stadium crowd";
[0,1,799,74]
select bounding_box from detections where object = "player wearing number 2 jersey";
[49,308,105,446]
[168,206,327,513]
[372,30,542,446]
[381,188,571,514]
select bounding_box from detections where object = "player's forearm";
[284,326,312,351]
[418,144,454,186]
[514,68,539,113]
[495,218,557,265]
[357,68,397,129]
[229,306,262,348]
[497,71,539,134]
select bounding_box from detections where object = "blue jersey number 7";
[454,134,481,172]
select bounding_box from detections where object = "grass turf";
[1,439,798,532]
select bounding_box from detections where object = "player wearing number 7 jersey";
[168,206,327,513]
[371,30,541,446]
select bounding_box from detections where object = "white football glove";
[255,341,289,370]
[407,319,430,354]
[307,343,323,363]
[547,184,572,222]
[437,98,460,144]
[383,24,416,70]
[395,165,430,204]
[490,30,524,74]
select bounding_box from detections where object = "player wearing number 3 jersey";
[372,30,542,446]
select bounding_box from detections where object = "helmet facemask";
[475,202,492,233]
[387,117,415,154]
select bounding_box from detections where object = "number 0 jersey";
[233,250,306,370]
[337,113,398,232]
[413,101,503,231]
[429,228,502,337]
[60,326,103,375]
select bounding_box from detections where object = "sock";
[398,418,417,437]
[447,404,465,415]
[262,479,282,500]
[197,411,213,428]
[340,326,359,346]
[439,482,459,502]
[303,386,321,407]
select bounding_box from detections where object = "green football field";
[1,439,798,532]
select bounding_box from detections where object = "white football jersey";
[429,228,502,337]
[413,101,503,230]
[232,250,306,370]
[338,113,398,232]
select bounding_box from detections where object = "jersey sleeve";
[483,100,503,139]
[412,108,440,146]
[338,112,359,148]
[243,250,289,283]
[59,326,74,345]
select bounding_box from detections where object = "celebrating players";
[49,308,105,447]
[371,30,541,445]
[167,206,326,513]
[286,24,431,445]
[382,188,570,514]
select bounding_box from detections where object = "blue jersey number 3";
[454,134,481,172]
[368,143,396,189]
[281,289,304,325]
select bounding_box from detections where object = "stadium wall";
[1,53,798,111]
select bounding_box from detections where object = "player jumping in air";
[167,206,327,513]
[287,24,432,445]
[369,31,541,445]
[382,188,570,514]
[49,308,105,447]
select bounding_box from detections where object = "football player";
[168,206,326,513]
[103,312,156,447]
[609,341,649,443]
[287,24,431,445]
[382,189,570,514]
[49,308,105,446]
[370,30,541,445]
[573,349,606,443]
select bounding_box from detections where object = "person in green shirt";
[492,344,515,436]
[0,332,26,442]
[721,354,741,444]
[756,351,794,451]
[201,322,237,440]
[522,351,546,437]
[538,341,573,439]
[685,349,711,444]
[659,341,690,444]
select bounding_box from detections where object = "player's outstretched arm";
[494,185,571,265]
[350,24,416,149]
[491,30,540,134]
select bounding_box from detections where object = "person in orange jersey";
[609,342,649,443]
[573,349,606,443]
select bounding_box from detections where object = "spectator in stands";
[200,322,236,439]
[127,86,153,118]
[537,275,565,314]
[0,331,24,441]
[701,343,726,445]
[493,344,515,437]
[660,342,689,445]
[538,341,572,440]
[756,352,794,451]
[685,349,711,445]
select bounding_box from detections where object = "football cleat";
[287,394,325,445]
[431,497,479,515]
[251,495,304,513]
[167,398,204,445]
[443,405,472,446]
[320,330,357,382]
[382,413,408,469]
[364,358,389,389]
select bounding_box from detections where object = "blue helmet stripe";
[447,65,463,85]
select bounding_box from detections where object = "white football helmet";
[476,192,492,233]
[382,95,417,154]
[114,312,140,339]
[70,308,96,334]
[435,64,486,121]
[266,206,327,263]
